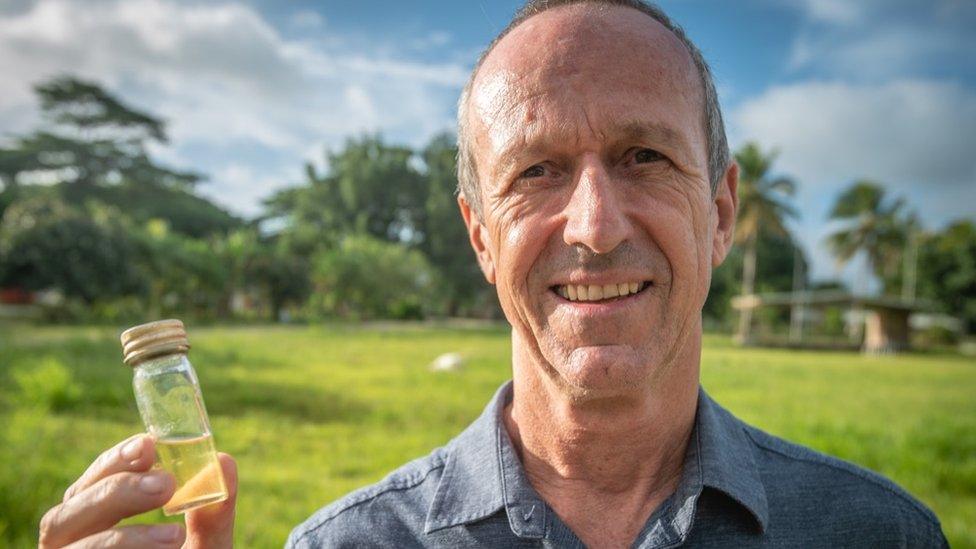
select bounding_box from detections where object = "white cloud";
[730,79,976,282]
[779,0,976,81]
[205,164,293,218]
[788,25,976,80]
[0,0,467,215]
[792,0,861,25]
[732,79,976,192]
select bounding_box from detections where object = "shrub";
[310,235,439,319]
[9,357,82,412]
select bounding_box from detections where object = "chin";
[558,345,654,397]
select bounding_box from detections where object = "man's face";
[460,5,736,397]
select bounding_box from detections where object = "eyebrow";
[613,120,691,153]
[493,118,692,178]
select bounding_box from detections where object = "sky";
[0,0,974,286]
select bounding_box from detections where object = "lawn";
[1,323,973,547]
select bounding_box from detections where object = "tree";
[129,219,230,319]
[264,134,427,255]
[310,234,438,319]
[0,195,144,304]
[706,230,806,329]
[732,142,798,341]
[0,76,239,237]
[245,246,311,322]
[826,181,909,295]
[418,133,491,316]
[0,76,200,194]
[915,220,976,333]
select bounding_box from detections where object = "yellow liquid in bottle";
[155,434,228,515]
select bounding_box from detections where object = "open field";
[1,323,974,547]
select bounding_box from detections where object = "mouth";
[549,281,652,303]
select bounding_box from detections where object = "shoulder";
[742,423,947,545]
[286,447,448,548]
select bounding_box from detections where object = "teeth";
[567,285,578,301]
[589,285,603,300]
[557,281,646,302]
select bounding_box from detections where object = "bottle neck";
[132,352,189,373]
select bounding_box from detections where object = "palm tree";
[826,181,908,295]
[733,142,798,343]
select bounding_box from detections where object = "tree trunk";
[736,235,758,344]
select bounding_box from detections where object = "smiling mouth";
[550,281,651,303]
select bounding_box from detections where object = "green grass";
[1,323,973,547]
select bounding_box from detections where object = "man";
[40,1,947,548]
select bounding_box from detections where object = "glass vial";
[120,319,228,515]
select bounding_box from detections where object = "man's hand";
[39,434,237,548]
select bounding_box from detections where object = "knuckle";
[99,475,125,500]
[103,528,127,547]
[38,505,63,547]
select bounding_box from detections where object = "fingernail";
[149,523,182,543]
[121,437,143,461]
[139,472,167,494]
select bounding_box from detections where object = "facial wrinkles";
[467,5,719,399]
[472,70,539,181]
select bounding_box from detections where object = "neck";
[504,329,701,547]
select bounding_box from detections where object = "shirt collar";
[695,387,769,533]
[424,381,768,539]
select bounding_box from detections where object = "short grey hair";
[456,0,730,215]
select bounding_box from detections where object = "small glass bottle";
[120,319,228,515]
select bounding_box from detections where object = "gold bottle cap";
[120,319,190,367]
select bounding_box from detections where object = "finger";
[64,434,155,502]
[40,470,175,548]
[185,453,238,549]
[63,523,186,549]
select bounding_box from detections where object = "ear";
[711,161,738,268]
[458,194,497,284]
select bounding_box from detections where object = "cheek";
[491,206,559,305]
[632,187,712,301]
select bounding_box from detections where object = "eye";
[634,148,665,164]
[521,164,545,178]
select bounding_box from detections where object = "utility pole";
[902,226,918,302]
[789,243,805,345]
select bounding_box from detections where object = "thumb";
[184,453,237,548]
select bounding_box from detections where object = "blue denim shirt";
[287,381,947,548]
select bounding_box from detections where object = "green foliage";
[7,357,82,412]
[826,180,910,294]
[706,231,806,328]
[0,324,973,547]
[733,142,798,246]
[87,181,241,238]
[0,76,200,193]
[418,134,495,317]
[915,220,976,333]
[34,77,167,142]
[0,195,144,303]
[310,235,438,319]
[264,133,496,318]
[265,134,426,254]
[731,140,798,339]
[130,219,231,319]
[245,246,311,321]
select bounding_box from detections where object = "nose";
[562,157,632,254]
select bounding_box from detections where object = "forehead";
[468,4,704,173]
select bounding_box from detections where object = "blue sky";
[1,0,974,287]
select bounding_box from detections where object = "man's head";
[457,0,738,399]
[457,0,730,217]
